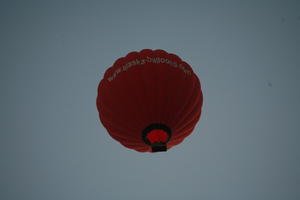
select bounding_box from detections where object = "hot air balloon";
[96,49,203,152]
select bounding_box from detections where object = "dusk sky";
[1,1,300,199]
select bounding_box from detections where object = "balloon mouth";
[142,123,172,152]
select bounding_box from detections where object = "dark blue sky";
[1,1,300,199]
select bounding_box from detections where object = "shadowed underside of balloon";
[96,49,203,153]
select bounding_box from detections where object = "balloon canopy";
[96,49,203,152]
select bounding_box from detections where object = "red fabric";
[96,49,203,152]
[146,129,168,143]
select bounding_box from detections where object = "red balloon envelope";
[96,49,203,152]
